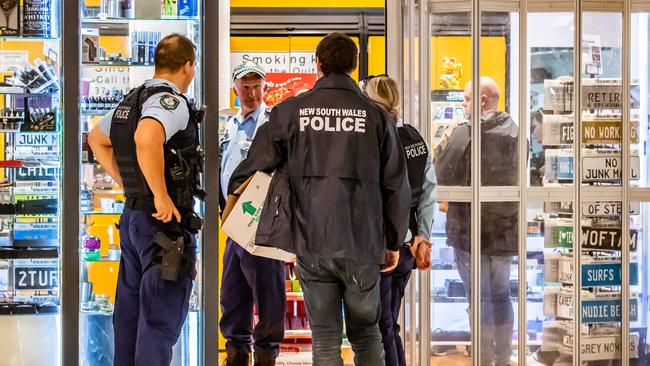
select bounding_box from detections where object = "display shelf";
[82,211,122,216]
[286,292,304,301]
[285,329,312,339]
[0,247,58,260]
[0,36,61,41]
[82,62,156,67]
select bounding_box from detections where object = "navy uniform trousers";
[379,246,415,366]
[113,208,196,366]
[220,238,286,358]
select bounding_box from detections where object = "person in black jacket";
[364,75,436,366]
[434,77,518,366]
[228,33,410,366]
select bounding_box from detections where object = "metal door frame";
[389,0,641,365]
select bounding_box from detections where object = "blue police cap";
[232,61,266,81]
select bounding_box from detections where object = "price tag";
[582,155,640,182]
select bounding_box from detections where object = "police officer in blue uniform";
[88,34,204,366]
[219,61,286,366]
[228,33,411,366]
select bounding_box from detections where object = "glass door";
[78,1,203,364]
[0,0,63,364]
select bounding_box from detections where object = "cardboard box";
[222,172,295,262]
[81,28,100,64]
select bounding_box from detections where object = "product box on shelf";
[22,0,53,37]
[81,28,100,64]
[222,172,294,262]
[0,0,20,36]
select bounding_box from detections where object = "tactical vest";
[397,124,428,235]
[109,84,204,227]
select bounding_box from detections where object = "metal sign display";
[581,201,640,217]
[15,133,59,146]
[558,260,639,286]
[542,120,638,145]
[582,298,639,323]
[547,225,638,251]
[556,296,639,323]
[581,227,638,251]
[582,155,640,182]
[581,84,641,109]
[15,167,60,181]
[14,262,59,290]
[559,331,640,361]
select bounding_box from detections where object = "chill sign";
[14,266,58,290]
[582,155,640,182]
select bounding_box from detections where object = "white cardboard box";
[222,172,295,262]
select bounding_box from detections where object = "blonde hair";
[366,76,401,120]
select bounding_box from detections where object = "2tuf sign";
[14,266,58,290]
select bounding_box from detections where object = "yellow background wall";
[431,36,507,111]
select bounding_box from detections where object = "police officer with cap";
[219,61,286,366]
[228,33,410,365]
[88,33,204,365]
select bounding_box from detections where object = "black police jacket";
[434,111,519,256]
[228,74,411,264]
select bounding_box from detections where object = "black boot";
[224,348,250,366]
[253,347,277,366]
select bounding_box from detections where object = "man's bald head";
[462,76,500,120]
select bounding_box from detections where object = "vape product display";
[11,60,59,94]
[80,89,125,114]
[130,31,161,65]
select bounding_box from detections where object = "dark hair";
[315,33,358,75]
[154,33,196,72]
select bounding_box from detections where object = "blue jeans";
[296,256,385,366]
[454,249,514,366]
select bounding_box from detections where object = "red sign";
[263,73,317,107]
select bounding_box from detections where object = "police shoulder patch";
[160,94,180,110]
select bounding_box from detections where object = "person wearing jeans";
[454,249,514,365]
[297,256,384,365]
[435,77,520,366]
[227,33,410,366]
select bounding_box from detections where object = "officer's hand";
[153,194,181,223]
[412,236,432,270]
[380,250,400,273]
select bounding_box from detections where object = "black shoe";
[253,346,277,366]
[224,348,250,366]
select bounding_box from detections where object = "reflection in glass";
[429,9,474,366]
